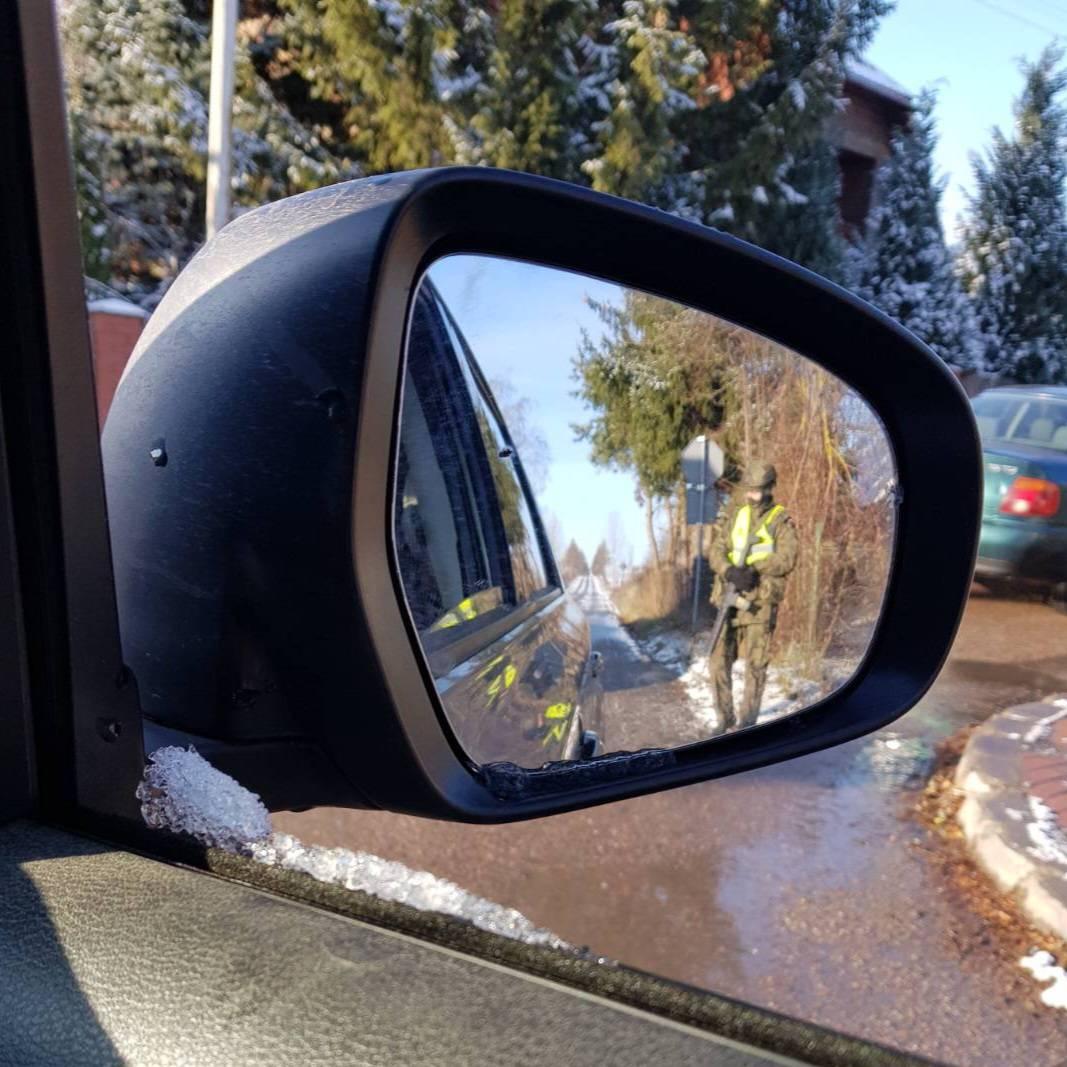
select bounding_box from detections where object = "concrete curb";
[955,695,1067,940]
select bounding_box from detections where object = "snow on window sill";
[138,745,569,949]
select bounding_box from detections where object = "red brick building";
[86,292,147,428]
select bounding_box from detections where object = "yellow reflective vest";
[728,503,785,566]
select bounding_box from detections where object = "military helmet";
[740,459,777,491]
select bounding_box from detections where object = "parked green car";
[972,386,1067,597]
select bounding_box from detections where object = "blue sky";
[428,256,649,563]
[867,0,1064,235]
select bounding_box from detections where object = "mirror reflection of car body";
[395,282,603,766]
[972,387,1067,597]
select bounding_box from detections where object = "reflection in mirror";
[393,256,896,770]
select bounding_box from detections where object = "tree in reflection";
[574,291,734,568]
[574,289,893,674]
[559,541,591,585]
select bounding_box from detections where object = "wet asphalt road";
[277,588,1067,1067]
[569,574,715,750]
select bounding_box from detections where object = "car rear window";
[972,394,1067,451]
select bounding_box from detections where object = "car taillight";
[999,476,1062,518]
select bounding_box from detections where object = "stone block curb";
[955,695,1067,939]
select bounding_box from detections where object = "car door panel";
[438,589,600,766]
[0,819,834,1067]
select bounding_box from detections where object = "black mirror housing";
[102,168,981,820]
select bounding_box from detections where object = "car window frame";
[398,289,512,638]
[3,0,144,829]
[396,280,563,678]
[431,285,561,594]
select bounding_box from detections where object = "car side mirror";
[102,168,981,820]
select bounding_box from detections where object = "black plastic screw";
[97,718,123,743]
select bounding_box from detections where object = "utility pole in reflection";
[205,0,237,240]
[690,436,708,632]
[683,435,723,632]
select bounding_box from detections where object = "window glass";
[395,293,504,637]
[971,393,1024,440]
[436,298,552,602]
[974,394,1067,451]
[395,287,553,649]
[1009,398,1067,448]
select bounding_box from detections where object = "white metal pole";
[205,0,237,240]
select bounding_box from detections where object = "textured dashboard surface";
[0,821,801,1066]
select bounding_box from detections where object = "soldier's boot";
[710,625,738,732]
[737,625,771,729]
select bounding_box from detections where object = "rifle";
[706,580,738,658]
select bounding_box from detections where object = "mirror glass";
[394,255,896,769]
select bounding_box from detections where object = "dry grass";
[613,565,688,630]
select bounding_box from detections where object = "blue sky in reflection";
[428,255,647,565]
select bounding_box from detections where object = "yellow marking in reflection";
[541,702,574,745]
[478,656,517,708]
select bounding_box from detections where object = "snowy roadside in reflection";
[638,629,832,733]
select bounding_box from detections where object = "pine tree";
[959,47,1067,384]
[61,0,349,305]
[67,0,895,301]
[590,540,611,577]
[454,0,594,180]
[851,89,983,370]
[764,141,846,280]
[579,0,705,211]
[281,0,491,172]
[687,0,891,278]
[559,540,590,582]
[274,0,890,256]
[573,289,730,502]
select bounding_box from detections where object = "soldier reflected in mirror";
[511,643,588,750]
[707,460,798,733]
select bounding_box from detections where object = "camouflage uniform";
[707,464,798,730]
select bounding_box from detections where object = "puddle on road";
[918,648,1067,738]
[852,733,936,791]
[705,657,1030,1002]
[711,726,937,990]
